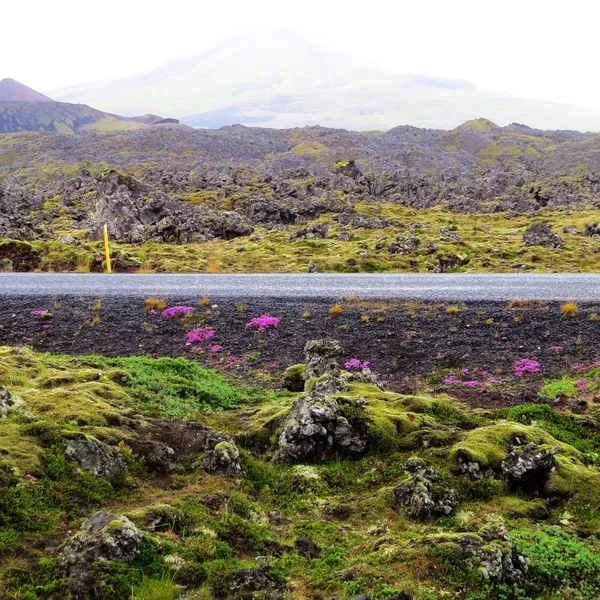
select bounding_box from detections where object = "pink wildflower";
[186,328,215,347]
[245,315,280,331]
[514,359,541,377]
[162,306,194,317]
[344,359,370,370]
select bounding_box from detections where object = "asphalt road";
[1,273,600,300]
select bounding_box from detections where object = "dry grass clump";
[506,298,530,310]
[560,302,578,317]
[329,303,343,316]
[446,305,459,315]
[144,297,167,312]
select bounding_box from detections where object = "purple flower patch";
[514,359,541,377]
[245,315,280,331]
[344,359,370,370]
[162,306,194,317]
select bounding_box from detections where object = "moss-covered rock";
[282,364,306,392]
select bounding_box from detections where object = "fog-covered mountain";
[50,29,600,132]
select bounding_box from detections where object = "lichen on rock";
[203,433,244,477]
[393,464,459,520]
[65,436,126,479]
[59,511,143,597]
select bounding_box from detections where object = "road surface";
[1,273,600,300]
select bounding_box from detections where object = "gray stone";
[65,437,126,479]
[394,466,459,520]
[59,512,143,597]
[308,260,323,273]
[304,338,343,378]
[522,221,564,249]
[277,374,366,463]
[203,433,244,477]
[388,234,418,255]
[502,442,557,493]
[456,521,528,585]
[0,387,13,418]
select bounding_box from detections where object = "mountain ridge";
[0,77,52,102]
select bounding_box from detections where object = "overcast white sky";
[3,0,600,108]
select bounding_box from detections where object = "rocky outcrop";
[86,171,253,244]
[59,512,143,597]
[502,442,557,493]
[304,339,343,378]
[65,436,126,479]
[453,521,528,585]
[277,374,366,463]
[393,464,459,520]
[388,234,418,255]
[203,433,244,477]
[292,222,328,241]
[282,364,307,392]
[522,222,564,249]
[0,178,40,240]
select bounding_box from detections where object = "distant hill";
[0,78,52,102]
[50,29,600,132]
[0,77,172,134]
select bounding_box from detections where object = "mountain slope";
[0,100,165,134]
[50,29,600,132]
[0,78,52,102]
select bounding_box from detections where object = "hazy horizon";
[4,0,600,111]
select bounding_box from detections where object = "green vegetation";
[5,203,600,274]
[85,355,270,418]
[2,347,600,599]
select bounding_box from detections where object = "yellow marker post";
[103,224,112,274]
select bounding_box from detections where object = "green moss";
[282,363,306,391]
[0,421,45,475]
[449,422,581,471]
[290,141,329,155]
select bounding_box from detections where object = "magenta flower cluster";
[514,359,541,377]
[186,327,215,348]
[344,359,370,370]
[573,360,600,372]
[245,315,280,331]
[162,306,195,317]
[443,367,502,387]
[30,310,48,316]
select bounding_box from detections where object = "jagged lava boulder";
[502,442,558,493]
[65,436,126,479]
[277,374,366,463]
[59,512,143,597]
[203,433,244,477]
[87,171,253,243]
[304,338,343,378]
[522,221,564,248]
[394,463,459,520]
